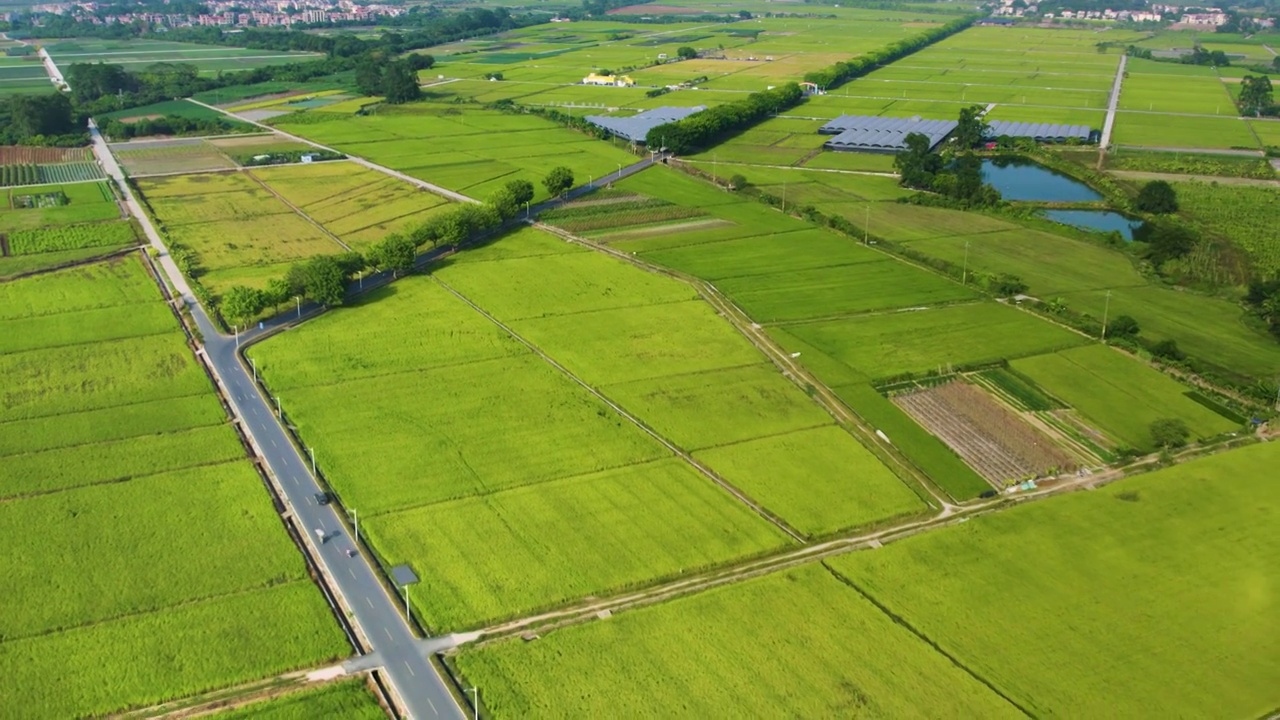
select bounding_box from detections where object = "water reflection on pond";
[1042,209,1145,240]
[981,158,1102,202]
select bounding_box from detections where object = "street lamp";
[308,446,315,476]
[466,687,479,720]
[351,508,358,544]
[296,296,301,319]
[401,584,410,621]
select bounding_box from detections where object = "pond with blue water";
[1042,209,1145,240]
[981,158,1102,202]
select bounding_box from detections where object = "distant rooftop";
[986,120,1093,142]
[585,106,706,144]
[822,115,958,153]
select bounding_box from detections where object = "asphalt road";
[194,309,465,720]
[79,114,467,720]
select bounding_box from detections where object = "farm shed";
[585,106,706,144]
[821,115,958,153]
[986,120,1095,143]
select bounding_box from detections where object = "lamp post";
[465,687,479,720]
[1101,289,1112,341]
[296,296,301,319]
[351,508,358,544]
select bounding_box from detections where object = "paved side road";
[64,80,467,720]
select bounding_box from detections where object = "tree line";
[216,174,573,326]
[644,83,804,155]
[803,15,977,90]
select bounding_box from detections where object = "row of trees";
[99,113,242,140]
[354,54,435,104]
[803,15,976,90]
[644,83,804,155]
[218,178,540,325]
[0,93,80,145]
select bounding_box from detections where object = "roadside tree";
[543,166,574,197]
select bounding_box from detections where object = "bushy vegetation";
[8,221,136,255]
[644,83,804,155]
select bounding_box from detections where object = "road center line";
[405,661,415,676]
[366,597,374,608]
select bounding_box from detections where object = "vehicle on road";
[314,527,326,543]
[314,491,330,505]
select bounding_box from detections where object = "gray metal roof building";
[585,106,706,143]
[985,120,1094,143]
[821,115,959,153]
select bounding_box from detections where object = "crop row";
[553,205,707,234]
[8,221,137,255]
[1,162,105,188]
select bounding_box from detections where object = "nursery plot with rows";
[0,256,346,719]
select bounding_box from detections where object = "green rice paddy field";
[456,440,1280,719]
[39,37,322,75]
[248,225,934,630]
[134,162,441,297]
[1012,344,1241,450]
[0,256,347,719]
[271,102,640,204]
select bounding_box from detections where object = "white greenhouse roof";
[986,120,1093,142]
[822,115,958,152]
[585,106,706,143]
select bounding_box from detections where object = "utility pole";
[275,396,281,418]
[864,205,869,244]
[713,152,718,187]
[251,357,257,381]
[234,324,239,347]
[296,296,301,319]
[962,240,970,285]
[401,585,410,621]
[308,446,315,476]
[781,180,786,214]
[1101,289,1112,341]
[351,508,358,543]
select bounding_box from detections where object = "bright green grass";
[0,332,213,423]
[370,458,790,631]
[1112,112,1260,150]
[780,302,1088,380]
[600,363,832,450]
[278,353,665,515]
[902,228,1147,297]
[1059,285,1280,379]
[432,246,696,320]
[454,563,1022,718]
[1011,345,1240,450]
[0,256,156,319]
[695,425,924,536]
[0,394,226,456]
[0,582,347,720]
[516,300,765,385]
[0,300,176,354]
[0,461,307,640]
[835,381,991,500]
[0,425,242,499]
[247,276,526,392]
[715,258,978,323]
[640,228,883,281]
[214,679,387,720]
[829,441,1280,718]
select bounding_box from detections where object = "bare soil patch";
[894,381,1074,485]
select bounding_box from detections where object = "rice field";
[40,37,322,76]
[1011,345,1241,450]
[0,256,347,718]
[270,102,642,203]
[455,563,1022,718]
[829,440,1280,718]
[134,170,349,296]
